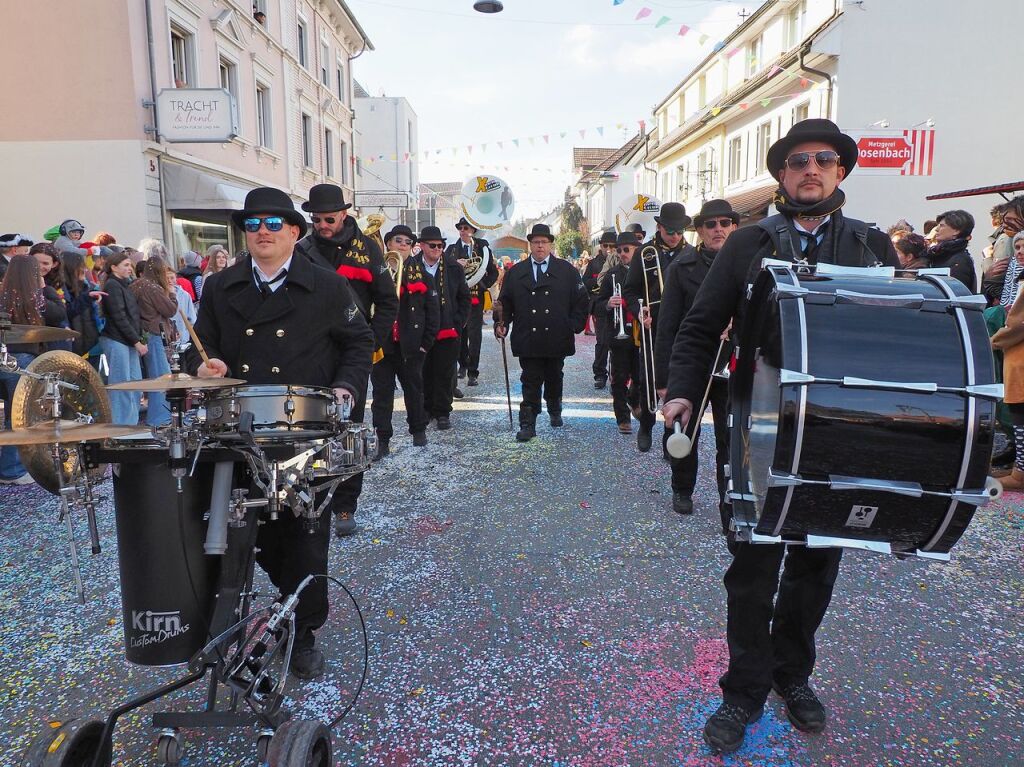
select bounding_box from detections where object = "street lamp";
[473,1,504,12]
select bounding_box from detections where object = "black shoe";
[412,431,427,447]
[457,365,467,379]
[549,412,563,427]
[436,416,451,430]
[774,682,827,733]
[467,375,479,386]
[375,439,390,460]
[637,427,652,452]
[453,387,464,399]
[334,511,357,538]
[703,702,763,754]
[672,492,693,515]
[516,423,536,442]
[290,646,326,680]
[594,376,607,389]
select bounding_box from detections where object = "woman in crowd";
[925,210,976,291]
[29,243,71,352]
[130,255,177,426]
[992,234,1024,491]
[100,251,147,425]
[60,251,103,361]
[203,244,230,279]
[0,256,66,483]
[894,233,929,272]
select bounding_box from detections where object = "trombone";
[637,245,664,413]
[385,249,404,341]
[611,274,628,340]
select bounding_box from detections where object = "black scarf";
[772,186,846,220]
[926,237,970,261]
[314,216,357,249]
[696,243,718,268]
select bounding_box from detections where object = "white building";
[572,134,646,242]
[647,0,1022,236]
[352,82,419,229]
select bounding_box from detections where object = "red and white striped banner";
[846,129,936,176]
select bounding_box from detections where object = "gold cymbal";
[0,324,79,344]
[0,420,147,446]
[106,373,247,392]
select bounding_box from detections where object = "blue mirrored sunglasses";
[242,216,285,233]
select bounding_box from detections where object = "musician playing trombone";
[594,232,641,434]
[621,202,696,453]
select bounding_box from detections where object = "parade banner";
[846,129,936,176]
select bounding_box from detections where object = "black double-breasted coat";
[427,254,471,339]
[593,262,635,346]
[184,252,374,400]
[444,237,498,309]
[495,256,589,358]
[381,254,440,359]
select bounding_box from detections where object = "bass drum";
[728,263,999,558]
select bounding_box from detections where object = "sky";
[347,0,753,219]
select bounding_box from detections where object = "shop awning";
[726,183,777,218]
[162,162,254,211]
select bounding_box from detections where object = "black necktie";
[255,269,287,297]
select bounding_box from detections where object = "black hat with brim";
[301,183,352,213]
[526,223,555,242]
[384,225,416,244]
[418,226,446,242]
[766,118,858,181]
[455,217,478,233]
[599,229,617,245]
[625,223,646,234]
[653,202,691,230]
[615,232,640,248]
[692,199,740,228]
[231,187,307,238]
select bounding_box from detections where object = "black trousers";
[371,350,427,439]
[609,340,640,423]
[519,356,565,417]
[720,542,843,711]
[422,337,460,417]
[592,313,610,379]
[636,339,657,430]
[331,394,366,515]
[669,377,729,500]
[459,303,485,377]
[255,495,333,649]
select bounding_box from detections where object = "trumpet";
[611,274,628,340]
[385,249,404,342]
[637,245,664,414]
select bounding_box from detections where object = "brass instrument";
[638,245,665,308]
[638,245,665,413]
[611,274,628,340]
[361,212,386,255]
[384,249,404,297]
[463,241,492,288]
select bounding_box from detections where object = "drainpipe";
[143,0,169,244]
[799,44,834,120]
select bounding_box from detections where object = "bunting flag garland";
[655,16,670,28]
[678,25,689,36]
[635,8,651,20]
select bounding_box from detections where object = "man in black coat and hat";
[622,201,696,453]
[494,223,589,442]
[294,183,398,537]
[446,216,498,387]
[593,232,641,433]
[662,119,898,754]
[583,229,617,388]
[654,199,739,517]
[190,186,374,681]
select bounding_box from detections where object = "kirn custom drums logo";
[130,610,191,648]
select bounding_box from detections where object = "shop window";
[171,217,231,262]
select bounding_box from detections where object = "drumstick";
[666,338,727,459]
[178,308,210,365]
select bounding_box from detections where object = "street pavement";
[1,328,1022,766]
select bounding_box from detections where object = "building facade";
[0,0,370,259]
[572,134,646,242]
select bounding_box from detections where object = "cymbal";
[106,373,247,392]
[0,420,147,446]
[0,324,79,344]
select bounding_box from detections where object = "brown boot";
[1000,468,1024,491]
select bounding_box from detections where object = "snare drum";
[202,385,338,442]
[728,263,1000,558]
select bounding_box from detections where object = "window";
[320,41,330,86]
[785,0,808,48]
[170,24,195,87]
[698,75,707,109]
[747,34,763,78]
[340,140,349,184]
[755,121,772,174]
[792,101,810,125]
[336,62,346,103]
[296,18,308,68]
[301,113,313,168]
[256,82,272,148]
[324,129,334,177]
[218,56,238,100]
[407,119,414,154]
[727,136,743,184]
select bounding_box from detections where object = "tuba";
[361,213,386,255]
[463,241,492,288]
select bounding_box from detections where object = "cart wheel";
[155,729,184,765]
[21,718,108,767]
[266,720,333,767]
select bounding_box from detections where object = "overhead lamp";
[473,1,504,12]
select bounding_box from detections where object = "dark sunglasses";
[785,150,840,171]
[456,225,473,231]
[702,218,736,229]
[391,236,414,245]
[310,215,338,224]
[242,216,285,233]
[421,242,444,249]
[616,246,635,253]
[662,228,685,236]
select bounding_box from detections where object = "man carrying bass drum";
[662,120,898,754]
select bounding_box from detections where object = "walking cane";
[666,337,727,459]
[499,333,514,430]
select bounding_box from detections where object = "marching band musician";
[189,187,374,680]
[370,226,440,455]
[662,120,898,753]
[582,230,616,389]
[654,199,739,517]
[621,202,696,453]
[593,232,640,434]
[294,183,398,538]
[418,225,471,431]
[447,217,498,387]
[494,223,589,442]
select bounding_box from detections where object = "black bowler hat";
[615,232,639,248]
[654,202,691,231]
[384,225,416,244]
[526,223,555,242]
[693,199,740,228]
[766,118,858,181]
[599,229,617,245]
[455,216,478,233]
[231,187,307,238]
[301,183,352,213]
[626,223,646,236]
[418,225,446,242]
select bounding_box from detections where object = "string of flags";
[613,0,727,50]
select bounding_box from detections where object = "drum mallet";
[666,338,727,460]
[178,308,211,365]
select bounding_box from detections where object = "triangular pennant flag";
[712,41,725,52]
[560,131,567,139]
[635,7,651,20]
[597,126,604,136]
[769,64,782,76]
[698,33,710,45]
[638,119,646,131]
[760,99,772,108]
[655,16,670,28]
[613,0,625,5]
[543,135,549,144]
[678,24,690,36]
[498,141,503,149]
[529,137,535,145]
[616,123,624,129]
[726,47,740,58]
[711,107,722,116]
[467,145,473,154]
[579,129,586,138]
[738,103,748,110]
[513,139,519,147]
[481,143,487,152]
[800,77,810,88]
[390,153,397,160]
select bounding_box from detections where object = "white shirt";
[252,255,293,293]
[793,215,831,252]
[531,256,550,281]
[422,257,440,277]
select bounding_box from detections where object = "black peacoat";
[382,254,440,359]
[184,252,374,400]
[495,256,589,358]
[593,262,634,346]
[444,237,498,308]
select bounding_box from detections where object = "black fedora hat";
[455,216,478,233]
[693,199,740,228]
[615,232,640,247]
[526,223,555,242]
[653,202,691,231]
[418,225,446,242]
[599,229,617,245]
[231,187,307,238]
[301,183,352,213]
[626,223,646,235]
[766,118,858,181]
[384,225,416,244]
